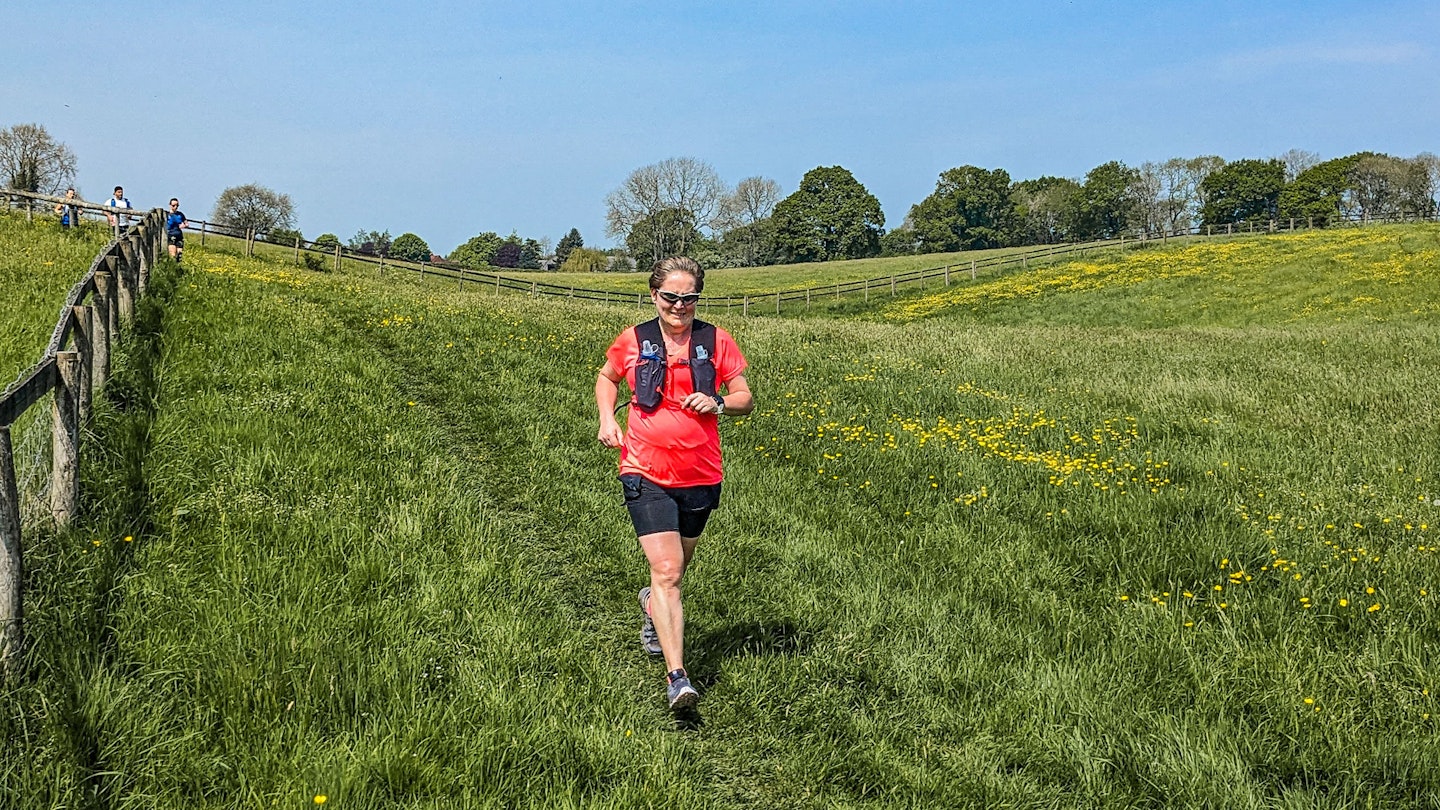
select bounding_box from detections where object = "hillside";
[0,213,112,384]
[3,225,1439,807]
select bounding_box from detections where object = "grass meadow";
[0,212,112,382]
[2,224,1439,807]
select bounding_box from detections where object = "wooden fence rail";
[182,207,1440,317]
[0,191,167,675]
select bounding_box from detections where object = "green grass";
[0,212,112,384]
[4,226,1440,807]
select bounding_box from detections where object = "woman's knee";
[649,558,685,588]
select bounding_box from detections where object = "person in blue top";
[166,198,187,262]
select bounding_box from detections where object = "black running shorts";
[168,231,184,247]
[620,473,722,539]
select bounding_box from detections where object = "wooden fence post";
[970,259,976,280]
[93,273,113,392]
[132,235,150,297]
[71,306,94,426]
[890,275,896,296]
[863,279,869,302]
[334,244,341,272]
[0,425,22,677]
[743,296,749,316]
[294,236,301,265]
[944,265,950,286]
[530,281,536,297]
[116,243,136,324]
[51,352,81,528]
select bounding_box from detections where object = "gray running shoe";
[638,587,662,656]
[667,675,699,712]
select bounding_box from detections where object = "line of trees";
[601,150,1440,268]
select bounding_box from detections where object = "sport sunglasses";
[656,290,701,306]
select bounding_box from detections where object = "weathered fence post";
[775,292,781,315]
[71,306,94,425]
[944,265,950,286]
[93,273,113,392]
[334,244,341,272]
[890,275,896,296]
[51,352,81,528]
[457,267,465,290]
[1308,217,1313,229]
[116,244,136,324]
[806,288,811,310]
[1227,223,1232,235]
[530,281,536,297]
[863,279,869,302]
[743,296,750,316]
[970,259,976,280]
[294,236,301,266]
[0,425,22,677]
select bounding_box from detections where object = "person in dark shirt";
[166,198,187,262]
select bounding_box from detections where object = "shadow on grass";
[688,618,812,685]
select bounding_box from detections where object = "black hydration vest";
[631,318,717,413]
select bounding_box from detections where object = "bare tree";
[0,123,77,195]
[1278,149,1322,183]
[1129,162,1166,237]
[605,157,724,260]
[1414,152,1440,217]
[718,176,782,232]
[1183,155,1227,228]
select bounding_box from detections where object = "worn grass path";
[3,225,1440,807]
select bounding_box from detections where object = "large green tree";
[1278,154,1366,226]
[554,228,583,265]
[772,166,885,262]
[1011,176,1082,244]
[448,231,504,269]
[389,232,431,264]
[908,165,1017,252]
[1072,161,1140,240]
[1200,159,1285,226]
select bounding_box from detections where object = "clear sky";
[5,0,1437,254]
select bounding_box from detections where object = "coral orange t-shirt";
[606,322,747,487]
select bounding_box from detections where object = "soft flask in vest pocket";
[633,338,666,413]
[630,318,718,414]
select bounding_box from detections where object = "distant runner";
[595,256,754,714]
[104,186,132,236]
[54,187,79,229]
[166,198,187,263]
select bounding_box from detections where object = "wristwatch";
[712,395,725,414]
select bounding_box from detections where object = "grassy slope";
[4,225,1440,807]
[0,213,112,383]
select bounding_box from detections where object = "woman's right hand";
[598,420,624,448]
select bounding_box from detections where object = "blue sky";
[5,0,1437,254]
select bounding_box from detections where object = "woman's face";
[651,271,699,331]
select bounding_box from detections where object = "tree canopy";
[555,228,583,266]
[1200,159,1285,225]
[389,233,432,264]
[448,232,503,269]
[772,166,885,263]
[213,183,296,235]
[0,123,76,195]
[909,165,1017,252]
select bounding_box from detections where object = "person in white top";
[104,186,132,235]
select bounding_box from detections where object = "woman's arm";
[595,361,625,448]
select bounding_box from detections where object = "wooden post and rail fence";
[0,190,167,676]
[177,205,1440,318]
